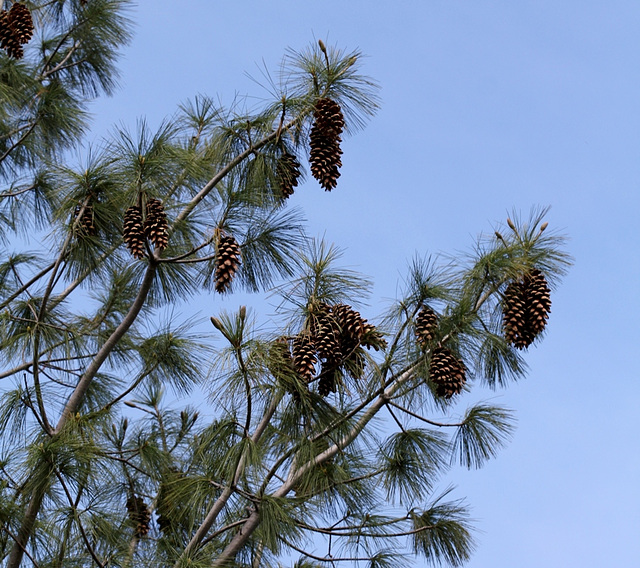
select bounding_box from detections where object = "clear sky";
[87,1,640,566]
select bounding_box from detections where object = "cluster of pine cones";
[501,268,551,349]
[275,96,345,199]
[122,198,168,259]
[280,302,386,396]
[126,495,151,538]
[0,2,33,60]
[415,304,467,399]
[414,266,552,399]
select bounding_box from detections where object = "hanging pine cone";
[502,279,531,349]
[415,305,438,348]
[292,334,317,382]
[0,10,22,59]
[155,483,172,534]
[332,304,365,354]
[309,98,344,191]
[317,362,339,396]
[526,269,552,336]
[214,234,241,293]
[502,269,551,349]
[126,495,151,538]
[144,198,168,250]
[73,204,96,237]
[8,3,33,45]
[429,346,466,399]
[123,206,147,259]
[276,152,302,199]
[312,311,343,365]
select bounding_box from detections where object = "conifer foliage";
[0,5,571,568]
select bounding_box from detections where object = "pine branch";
[6,261,157,568]
[175,392,283,566]
[387,401,464,428]
[55,470,106,568]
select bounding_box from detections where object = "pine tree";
[0,5,571,568]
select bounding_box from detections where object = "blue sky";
[87,1,640,566]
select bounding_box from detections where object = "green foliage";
[380,429,449,503]
[410,491,475,567]
[0,7,571,567]
[451,404,516,469]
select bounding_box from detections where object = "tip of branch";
[210,316,224,332]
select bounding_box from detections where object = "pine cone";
[0,10,22,59]
[8,3,33,45]
[276,152,302,198]
[126,495,151,538]
[144,198,168,250]
[332,304,366,359]
[73,204,96,237]
[214,234,241,293]
[312,311,343,365]
[502,269,552,349]
[416,305,438,348]
[309,98,344,191]
[123,206,147,259]
[429,347,466,399]
[317,362,339,396]
[292,334,317,382]
[526,269,552,336]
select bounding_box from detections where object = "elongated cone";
[502,269,552,349]
[0,10,22,59]
[429,346,466,398]
[292,334,317,382]
[126,495,151,538]
[214,234,241,293]
[332,304,365,350]
[309,98,345,191]
[8,3,33,45]
[73,204,96,237]
[415,305,438,348]
[144,198,168,250]
[524,269,552,336]
[276,152,302,198]
[313,312,343,365]
[318,362,339,396]
[123,206,146,259]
